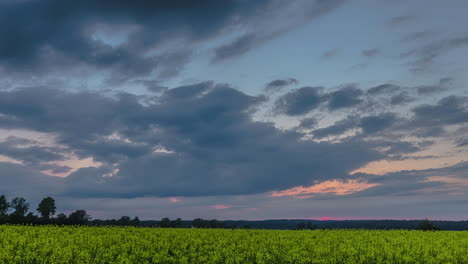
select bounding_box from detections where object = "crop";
[0,226,467,264]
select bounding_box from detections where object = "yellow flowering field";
[0,226,467,264]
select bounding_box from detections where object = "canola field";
[0,226,467,264]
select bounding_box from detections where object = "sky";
[1,0,468,220]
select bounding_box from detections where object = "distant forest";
[1,195,467,230]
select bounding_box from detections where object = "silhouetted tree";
[131,216,141,227]
[68,210,89,225]
[0,195,9,216]
[37,197,56,219]
[297,222,306,230]
[160,217,171,228]
[417,219,441,231]
[55,213,68,225]
[192,218,206,228]
[118,216,132,226]
[10,197,29,217]
[171,218,183,228]
[307,222,317,230]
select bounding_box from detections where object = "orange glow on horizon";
[271,179,379,198]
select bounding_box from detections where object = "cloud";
[0,83,383,198]
[273,86,323,116]
[388,15,416,26]
[312,116,359,139]
[0,162,63,198]
[264,78,299,93]
[401,36,468,72]
[362,49,380,58]
[359,113,397,134]
[367,84,400,96]
[355,162,468,197]
[390,92,414,105]
[411,95,468,126]
[416,78,452,95]
[0,0,345,82]
[296,118,318,130]
[325,86,364,111]
[321,48,339,59]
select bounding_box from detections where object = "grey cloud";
[313,116,359,139]
[213,34,258,62]
[325,86,364,111]
[356,162,468,198]
[362,49,380,58]
[390,92,414,105]
[401,36,468,72]
[416,78,452,95]
[0,83,383,198]
[0,0,345,81]
[273,86,323,116]
[264,78,299,93]
[367,84,400,96]
[0,136,66,165]
[360,113,397,134]
[388,15,415,26]
[0,162,63,198]
[402,31,436,42]
[411,95,468,126]
[312,113,397,139]
[321,49,339,59]
[296,118,318,130]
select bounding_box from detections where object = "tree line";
[0,194,445,230]
[0,195,232,228]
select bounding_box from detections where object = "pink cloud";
[271,179,379,199]
[210,204,232,210]
[168,197,181,203]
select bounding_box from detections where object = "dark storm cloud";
[0,83,383,198]
[0,137,66,165]
[0,0,345,81]
[273,86,323,116]
[325,86,364,111]
[264,78,299,93]
[0,162,63,198]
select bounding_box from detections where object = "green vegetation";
[0,226,467,264]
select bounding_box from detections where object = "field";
[0,226,467,264]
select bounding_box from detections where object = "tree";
[192,218,206,228]
[37,197,56,219]
[68,210,90,225]
[160,217,171,228]
[131,216,141,227]
[118,216,132,226]
[0,195,9,216]
[55,213,67,225]
[417,219,440,231]
[10,197,29,217]
[296,222,306,230]
[306,222,317,230]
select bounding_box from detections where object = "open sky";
[1,0,468,220]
